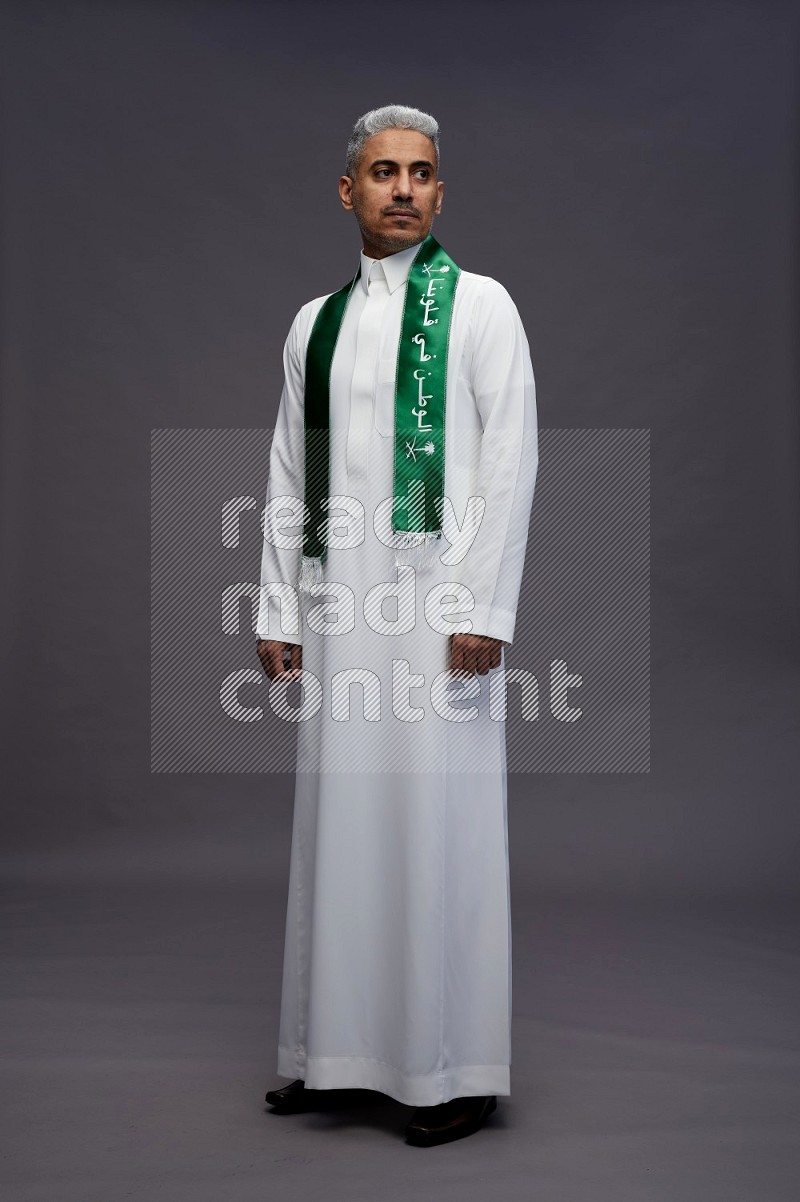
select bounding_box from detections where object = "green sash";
[299,233,460,591]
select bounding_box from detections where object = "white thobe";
[257,238,538,1106]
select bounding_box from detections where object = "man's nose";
[392,172,414,198]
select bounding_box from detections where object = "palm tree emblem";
[405,436,437,461]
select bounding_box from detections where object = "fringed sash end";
[298,554,323,593]
[392,529,444,569]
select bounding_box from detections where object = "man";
[256,104,538,1146]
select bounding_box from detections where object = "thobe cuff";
[255,590,302,645]
[464,601,517,646]
[256,632,302,646]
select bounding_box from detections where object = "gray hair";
[345,104,440,178]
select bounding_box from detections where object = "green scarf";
[299,232,460,592]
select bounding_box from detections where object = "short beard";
[367,228,425,254]
[352,198,429,255]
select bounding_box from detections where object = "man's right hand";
[256,639,302,680]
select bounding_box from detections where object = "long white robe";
[257,239,538,1106]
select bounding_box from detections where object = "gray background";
[1,1,798,1199]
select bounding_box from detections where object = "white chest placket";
[346,264,390,479]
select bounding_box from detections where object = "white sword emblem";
[404,435,436,461]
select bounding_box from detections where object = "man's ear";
[434,180,444,217]
[339,175,355,211]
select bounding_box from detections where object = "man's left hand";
[448,633,504,676]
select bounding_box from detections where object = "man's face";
[339,127,444,257]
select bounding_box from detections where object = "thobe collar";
[359,239,422,296]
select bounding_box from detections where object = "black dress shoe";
[405,1094,498,1146]
[264,1079,313,1112]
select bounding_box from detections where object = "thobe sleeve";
[457,277,538,646]
[255,307,308,646]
